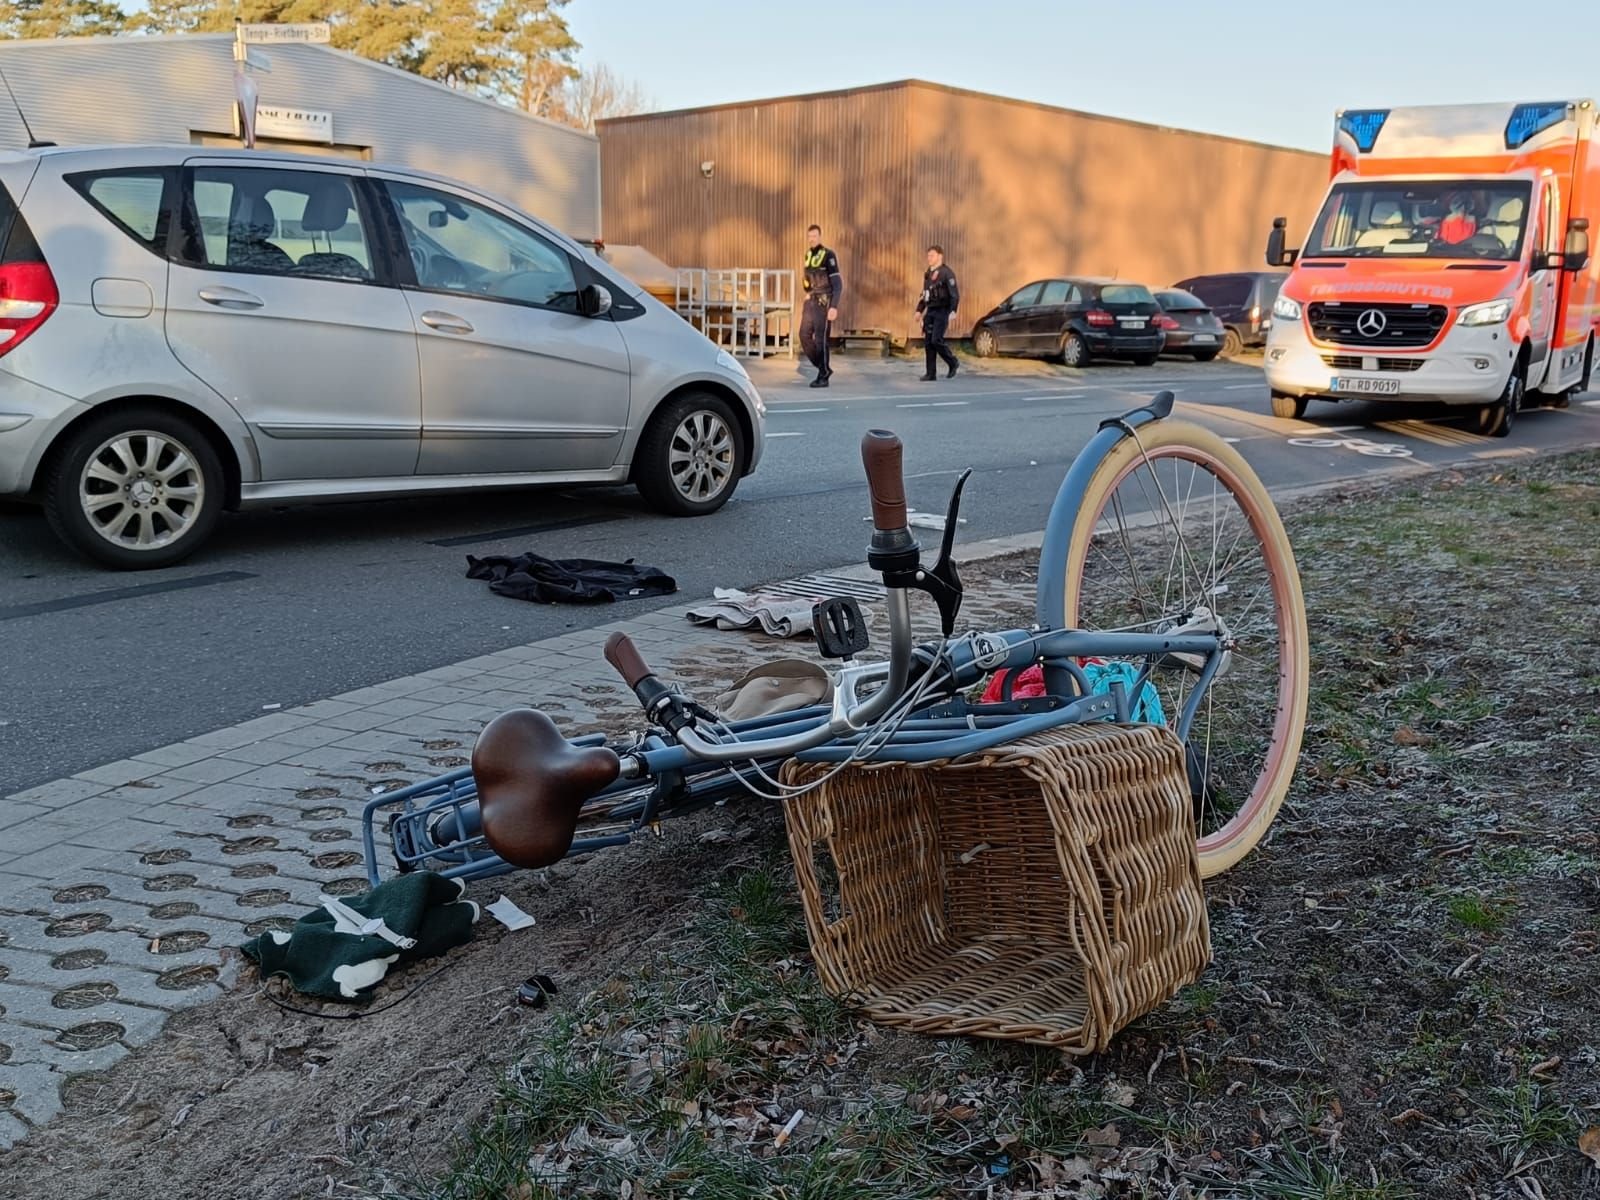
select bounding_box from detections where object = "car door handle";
[197,286,263,310]
[419,311,474,335]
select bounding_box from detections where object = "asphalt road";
[4,355,1598,793]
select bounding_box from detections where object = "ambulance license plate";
[1331,376,1400,395]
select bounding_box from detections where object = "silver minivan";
[0,145,766,568]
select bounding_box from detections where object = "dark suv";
[1169,271,1285,356]
[971,277,1164,367]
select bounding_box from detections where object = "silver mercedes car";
[0,145,766,568]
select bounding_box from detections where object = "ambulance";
[1263,101,1597,436]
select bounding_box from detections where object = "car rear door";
[374,175,632,476]
[163,159,421,482]
[1023,280,1071,351]
[990,282,1043,352]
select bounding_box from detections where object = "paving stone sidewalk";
[0,531,1042,1150]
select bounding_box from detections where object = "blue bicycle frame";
[361,393,1217,886]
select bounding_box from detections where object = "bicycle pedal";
[812,596,870,659]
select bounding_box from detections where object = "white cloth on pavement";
[685,588,821,638]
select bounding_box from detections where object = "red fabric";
[1439,213,1477,244]
[981,666,1046,702]
[982,658,1111,702]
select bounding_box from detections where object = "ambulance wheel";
[1477,367,1523,439]
[1270,392,1308,420]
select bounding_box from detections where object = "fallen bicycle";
[361,392,1310,1047]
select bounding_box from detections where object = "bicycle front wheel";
[1057,419,1309,877]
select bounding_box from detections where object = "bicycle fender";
[1035,391,1174,629]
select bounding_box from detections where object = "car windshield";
[1156,290,1206,310]
[1304,180,1532,261]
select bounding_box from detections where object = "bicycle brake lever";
[913,468,970,637]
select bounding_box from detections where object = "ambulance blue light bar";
[1337,110,1389,152]
[1504,102,1570,150]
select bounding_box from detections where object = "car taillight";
[0,262,58,358]
[1156,313,1180,331]
[1249,305,1261,322]
[1086,309,1114,328]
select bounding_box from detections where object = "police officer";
[800,224,841,388]
[916,245,960,381]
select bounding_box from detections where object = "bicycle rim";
[1060,420,1309,877]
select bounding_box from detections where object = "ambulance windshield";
[1304,180,1533,262]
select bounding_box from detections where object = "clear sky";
[567,0,1600,151]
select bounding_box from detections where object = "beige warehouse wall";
[905,85,1329,336]
[600,82,1329,340]
[600,85,916,336]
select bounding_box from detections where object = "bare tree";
[559,63,650,133]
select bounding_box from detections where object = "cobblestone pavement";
[0,532,1041,1149]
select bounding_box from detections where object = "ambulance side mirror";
[1563,218,1589,272]
[1266,218,1298,268]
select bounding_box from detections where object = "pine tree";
[1,0,128,39]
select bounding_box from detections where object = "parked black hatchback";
[1153,289,1227,360]
[1168,271,1285,356]
[971,277,1165,367]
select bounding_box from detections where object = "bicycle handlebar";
[603,631,651,689]
[860,429,909,533]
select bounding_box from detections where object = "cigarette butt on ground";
[773,1109,804,1149]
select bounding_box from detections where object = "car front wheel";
[634,393,746,516]
[973,327,998,357]
[44,407,224,569]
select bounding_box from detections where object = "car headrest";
[1369,201,1403,227]
[1490,196,1525,224]
[300,183,351,234]
[230,193,277,241]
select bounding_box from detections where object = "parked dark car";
[1169,271,1285,356]
[1153,289,1227,361]
[970,277,1165,366]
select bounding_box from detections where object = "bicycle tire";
[1056,419,1309,877]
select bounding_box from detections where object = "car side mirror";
[1266,217,1299,267]
[577,283,612,318]
[1564,218,1589,271]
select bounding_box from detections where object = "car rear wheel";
[1192,350,1220,363]
[634,393,746,516]
[973,326,998,358]
[1060,332,1090,368]
[43,408,224,570]
[1270,392,1309,420]
[1129,353,1159,367]
[1223,328,1244,358]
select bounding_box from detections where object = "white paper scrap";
[488,894,537,932]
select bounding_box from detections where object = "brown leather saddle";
[473,708,621,869]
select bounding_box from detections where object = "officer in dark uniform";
[916,244,960,381]
[800,223,842,388]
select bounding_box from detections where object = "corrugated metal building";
[599,80,1328,339]
[0,33,599,239]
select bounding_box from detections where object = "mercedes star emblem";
[1356,309,1388,337]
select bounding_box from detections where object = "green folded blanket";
[241,872,479,1000]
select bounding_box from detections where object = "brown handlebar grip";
[603,632,652,689]
[861,429,909,531]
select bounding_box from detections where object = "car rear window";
[66,169,173,256]
[0,181,16,251]
[1156,289,1207,310]
[1259,275,1284,305]
[1100,284,1155,305]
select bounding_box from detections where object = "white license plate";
[1331,376,1400,395]
[1118,317,1146,329]
[1191,333,1216,344]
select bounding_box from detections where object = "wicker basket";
[782,723,1211,1052]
